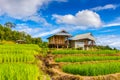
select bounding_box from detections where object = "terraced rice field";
[52,49,120,76]
[0,63,39,80]
[52,49,119,54]
[62,62,120,76]
[0,44,51,80]
[55,56,120,62]
[0,44,39,63]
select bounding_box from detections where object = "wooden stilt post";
[57,45,58,49]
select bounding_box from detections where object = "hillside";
[0,24,42,44]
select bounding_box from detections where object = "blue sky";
[0,0,120,49]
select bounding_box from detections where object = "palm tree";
[4,22,16,28]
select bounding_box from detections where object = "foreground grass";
[0,44,51,80]
[62,62,120,76]
[0,63,39,80]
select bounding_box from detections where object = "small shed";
[69,33,95,50]
[16,40,26,44]
[47,30,72,48]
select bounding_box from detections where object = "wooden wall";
[49,36,66,45]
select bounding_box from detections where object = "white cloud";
[0,0,51,25]
[0,0,67,25]
[0,0,48,18]
[32,24,96,38]
[91,4,119,11]
[33,28,61,37]
[14,24,42,35]
[53,10,102,29]
[24,15,51,26]
[100,29,115,33]
[0,8,4,16]
[103,23,120,27]
[52,0,68,2]
[102,17,120,27]
[96,35,120,49]
[14,24,62,38]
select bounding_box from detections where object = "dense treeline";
[0,24,43,45]
[93,45,117,50]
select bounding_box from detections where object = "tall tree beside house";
[4,22,16,28]
[0,24,4,40]
[32,37,42,44]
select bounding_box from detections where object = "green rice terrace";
[50,49,120,80]
[1,44,120,80]
[0,44,51,80]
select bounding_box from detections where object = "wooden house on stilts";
[47,30,72,48]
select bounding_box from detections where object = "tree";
[93,45,113,50]
[4,22,16,28]
[0,23,43,45]
[32,37,42,44]
[39,42,48,48]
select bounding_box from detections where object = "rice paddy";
[1,44,120,79]
[0,44,51,80]
[55,56,120,62]
[52,49,120,77]
[0,63,40,80]
[52,49,119,54]
[62,62,120,76]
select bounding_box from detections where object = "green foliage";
[0,24,42,45]
[55,56,120,62]
[62,62,120,76]
[39,42,49,54]
[4,22,16,28]
[39,42,48,48]
[93,45,115,50]
[52,49,119,54]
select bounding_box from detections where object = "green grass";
[0,44,40,63]
[0,63,40,80]
[55,56,120,62]
[0,44,40,52]
[62,62,120,76]
[0,49,38,55]
[52,50,119,54]
[0,54,35,63]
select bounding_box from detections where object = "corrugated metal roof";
[55,30,71,36]
[70,33,95,41]
[47,30,72,39]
